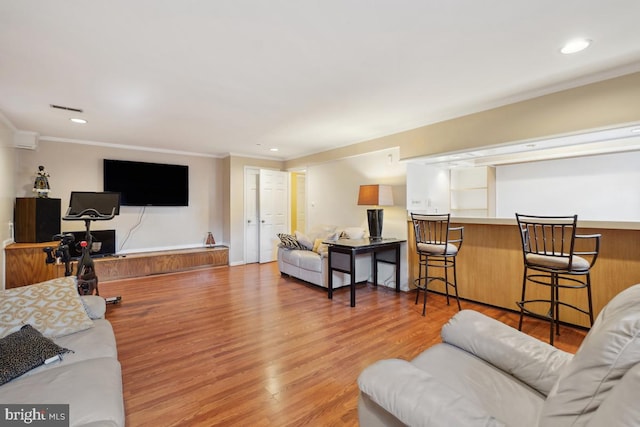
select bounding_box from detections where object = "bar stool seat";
[515,213,600,345]
[411,213,463,316]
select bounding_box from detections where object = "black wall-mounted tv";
[103,159,189,207]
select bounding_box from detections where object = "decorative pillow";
[294,231,314,250]
[341,227,366,239]
[0,324,71,385]
[312,238,329,254]
[277,233,304,250]
[0,277,94,339]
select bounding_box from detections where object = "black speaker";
[14,198,61,243]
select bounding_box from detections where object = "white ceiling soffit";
[410,124,640,168]
[1,2,640,159]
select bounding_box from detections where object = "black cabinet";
[14,198,61,243]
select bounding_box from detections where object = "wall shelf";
[450,166,495,217]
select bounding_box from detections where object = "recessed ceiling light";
[561,38,591,54]
[70,118,87,124]
[270,148,279,152]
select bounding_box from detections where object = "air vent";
[50,104,84,113]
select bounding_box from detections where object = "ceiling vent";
[50,104,83,113]
[13,130,39,150]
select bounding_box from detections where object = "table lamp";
[357,184,394,240]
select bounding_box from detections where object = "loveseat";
[358,283,640,426]
[277,225,371,288]
[0,277,125,427]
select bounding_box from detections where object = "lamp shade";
[357,185,394,206]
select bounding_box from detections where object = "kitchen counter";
[446,216,640,230]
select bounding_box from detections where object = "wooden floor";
[101,263,587,427]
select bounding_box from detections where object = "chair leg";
[549,273,557,346]
[518,269,528,331]
[415,255,424,305]
[414,268,421,305]
[586,273,594,326]
[422,260,429,316]
[555,275,560,337]
[452,258,461,311]
[444,260,451,306]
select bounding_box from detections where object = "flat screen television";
[103,159,189,207]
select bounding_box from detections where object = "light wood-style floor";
[101,263,586,426]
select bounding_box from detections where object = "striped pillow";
[277,233,304,250]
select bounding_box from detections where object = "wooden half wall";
[407,220,640,328]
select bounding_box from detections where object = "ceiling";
[2,1,640,160]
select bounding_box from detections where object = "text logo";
[0,405,69,426]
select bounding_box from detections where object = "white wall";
[304,147,410,289]
[496,151,640,221]
[0,119,16,289]
[16,140,225,253]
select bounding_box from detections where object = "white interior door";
[259,169,288,263]
[244,168,260,264]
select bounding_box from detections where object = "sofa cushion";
[0,277,94,339]
[20,320,118,380]
[358,357,506,427]
[0,357,125,427]
[539,283,640,426]
[0,325,72,385]
[279,248,302,266]
[296,250,323,272]
[411,344,543,427]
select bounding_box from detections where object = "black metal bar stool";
[411,213,464,316]
[515,213,600,345]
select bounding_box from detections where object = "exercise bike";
[44,191,122,304]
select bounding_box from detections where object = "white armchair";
[358,284,640,426]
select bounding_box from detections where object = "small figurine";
[33,165,51,198]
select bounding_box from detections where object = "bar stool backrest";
[515,213,578,270]
[411,213,455,247]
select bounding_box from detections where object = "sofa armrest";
[358,359,505,427]
[441,310,573,395]
[81,295,107,319]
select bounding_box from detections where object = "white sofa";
[277,225,371,288]
[0,277,125,427]
[357,283,640,426]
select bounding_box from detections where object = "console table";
[326,238,405,307]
